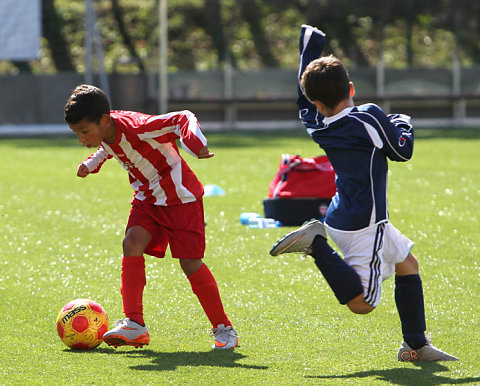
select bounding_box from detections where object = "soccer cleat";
[398,339,458,361]
[103,318,150,348]
[211,324,238,349]
[269,219,327,256]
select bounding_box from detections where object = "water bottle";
[239,212,261,225]
[247,217,281,228]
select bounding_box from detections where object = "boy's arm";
[384,113,414,161]
[141,110,212,158]
[367,106,414,162]
[173,110,211,158]
[297,25,327,133]
[197,145,214,159]
[78,146,111,177]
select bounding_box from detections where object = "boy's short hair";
[64,84,110,124]
[300,55,350,109]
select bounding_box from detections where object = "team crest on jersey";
[398,132,411,147]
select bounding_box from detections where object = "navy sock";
[394,274,427,349]
[311,236,364,304]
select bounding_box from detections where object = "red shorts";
[126,199,205,259]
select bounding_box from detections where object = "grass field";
[1,128,479,385]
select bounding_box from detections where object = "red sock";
[121,256,146,326]
[187,263,232,328]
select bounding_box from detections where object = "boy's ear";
[349,82,355,97]
[100,113,110,126]
[313,100,327,114]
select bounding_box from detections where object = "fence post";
[158,0,168,114]
[223,58,235,130]
[452,48,465,125]
[376,44,388,113]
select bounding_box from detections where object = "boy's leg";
[182,259,238,349]
[181,259,231,327]
[395,253,457,361]
[169,200,237,349]
[394,254,427,350]
[182,259,232,328]
[121,255,147,326]
[384,225,458,361]
[270,220,366,312]
[103,225,152,347]
[120,225,154,326]
[311,235,367,312]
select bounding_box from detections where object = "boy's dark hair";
[300,55,350,109]
[64,84,110,124]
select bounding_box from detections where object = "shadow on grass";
[126,349,268,372]
[305,362,480,385]
[63,347,119,355]
[64,347,267,372]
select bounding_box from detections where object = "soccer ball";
[56,298,109,350]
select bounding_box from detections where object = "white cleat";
[398,339,458,361]
[211,324,238,349]
[270,219,327,256]
[103,318,150,348]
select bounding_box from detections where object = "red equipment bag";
[268,154,336,199]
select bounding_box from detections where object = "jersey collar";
[322,106,354,127]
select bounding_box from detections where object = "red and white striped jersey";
[82,110,207,206]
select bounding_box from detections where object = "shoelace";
[112,319,127,328]
[208,326,238,339]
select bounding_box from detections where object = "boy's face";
[69,115,109,148]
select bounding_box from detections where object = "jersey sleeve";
[140,110,207,158]
[174,110,208,157]
[364,105,414,162]
[82,146,112,173]
[297,25,327,133]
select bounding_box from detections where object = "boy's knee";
[396,253,419,275]
[122,226,151,255]
[348,304,375,314]
[122,236,137,253]
[180,258,204,276]
[346,294,375,314]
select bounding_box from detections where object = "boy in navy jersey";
[271,25,457,361]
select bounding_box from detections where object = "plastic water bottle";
[247,217,281,228]
[239,212,261,225]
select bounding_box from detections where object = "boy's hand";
[77,163,90,178]
[198,146,215,159]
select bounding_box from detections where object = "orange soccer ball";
[56,299,109,350]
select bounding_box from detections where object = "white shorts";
[326,222,414,308]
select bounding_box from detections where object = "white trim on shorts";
[325,221,414,308]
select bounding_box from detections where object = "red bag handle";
[274,156,333,180]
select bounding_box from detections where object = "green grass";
[1,129,479,385]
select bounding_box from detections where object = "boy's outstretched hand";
[198,146,215,159]
[77,163,90,178]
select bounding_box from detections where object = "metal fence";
[1,66,480,135]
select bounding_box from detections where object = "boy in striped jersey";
[271,25,456,361]
[64,84,238,350]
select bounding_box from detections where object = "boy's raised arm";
[80,146,111,175]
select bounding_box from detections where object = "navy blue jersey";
[298,25,414,231]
